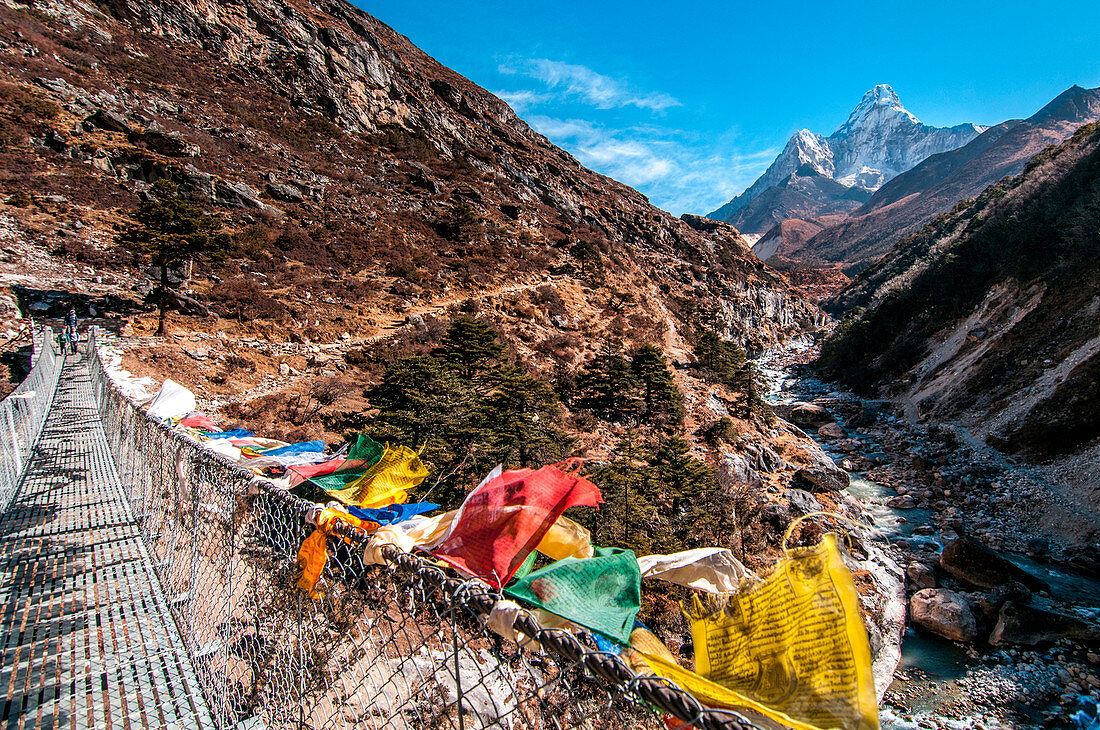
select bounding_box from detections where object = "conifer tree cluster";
[574,340,682,429]
[573,433,733,555]
[367,316,567,506]
[694,328,772,422]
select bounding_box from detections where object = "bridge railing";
[0,324,63,511]
[85,329,753,730]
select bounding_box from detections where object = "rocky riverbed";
[760,344,1100,729]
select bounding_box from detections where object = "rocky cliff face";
[708,85,983,233]
[0,0,823,353]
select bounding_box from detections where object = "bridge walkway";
[0,353,212,729]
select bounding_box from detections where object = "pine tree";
[118,180,231,335]
[570,240,604,284]
[694,329,746,387]
[440,316,505,379]
[587,431,652,549]
[734,359,773,422]
[478,367,566,467]
[577,339,639,418]
[629,343,683,428]
[367,355,475,447]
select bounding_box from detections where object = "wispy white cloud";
[498,59,680,112]
[491,89,554,114]
[526,115,778,216]
[489,57,774,215]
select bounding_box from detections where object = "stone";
[265,182,304,203]
[818,422,845,440]
[784,488,822,516]
[906,562,936,589]
[910,589,977,642]
[83,108,132,134]
[887,495,916,509]
[138,130,200,157]
[777,401,833,429]
[835,438,862,453]
[939,537,1050,592]
[989,601,1100,646]
[719,452,763,490]
[278,362,290,376]
[1026,537,1050,558]
[792,464,849,493]
[760,501,790,531]
[185,347,208,360]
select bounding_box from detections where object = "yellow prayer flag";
[638,534,878,730]
[328,444,428,508]
[536,514,594,561]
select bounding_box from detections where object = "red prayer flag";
[180,413,219,431]
[287,458,348,487]
[432,465,602,589]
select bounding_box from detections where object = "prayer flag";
[347,501,439,526]
[433,465,602,589]
[636,534,879,730]
[326,444,428,508]
[505,547,640,643]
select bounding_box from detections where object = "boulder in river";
[887,495,916,510]
[775,401,833,429]
[939,537,1050,592]
[910,588,977,642]
[793,465,850,493]
[818,422,845,440]
[989,601,1100,646]
[906,562,936,589]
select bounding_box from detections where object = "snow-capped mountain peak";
[707,85,984,230]
[839,83,919,133]
[790,129,834,177]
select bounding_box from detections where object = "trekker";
[67,308,78,337]
[57,328,69,356]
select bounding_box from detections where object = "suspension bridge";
[0,328,753,730]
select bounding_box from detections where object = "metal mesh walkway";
[0,354,212,729]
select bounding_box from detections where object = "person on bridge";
[66,309,79,354]
[57,328,70,356]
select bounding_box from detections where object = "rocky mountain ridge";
[1,0,827,349]
[708,85,983,234]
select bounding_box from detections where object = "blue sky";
[358,1,1100,216]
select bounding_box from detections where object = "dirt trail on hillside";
[210,277,559,409]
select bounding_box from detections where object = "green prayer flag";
[310,434,384,491]
[505,547,640,643]
[347,434,385,463]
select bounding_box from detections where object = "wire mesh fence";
[0,325,63,511]
[82,329,758,730]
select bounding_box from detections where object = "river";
[759,341,1100,730]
